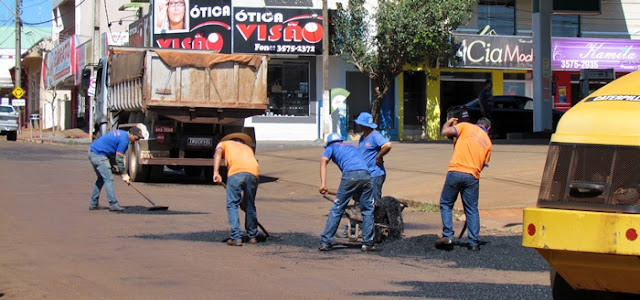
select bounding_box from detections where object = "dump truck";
[92,47,268,182]
[522,70,640,299]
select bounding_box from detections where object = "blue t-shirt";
[359,130,389,177]
[323,142,368,173]
[90,130,131,156]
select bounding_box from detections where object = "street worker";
[355,112,392,204]
[88,127,145,211]
[337,112,393,239]
[478,79,493,119]
[318,132,378,252]
[436,117,492,251]
[213,132,260,246]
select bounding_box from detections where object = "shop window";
[552,15,579,37]
[266,60,310,117]
[477,0,516,36]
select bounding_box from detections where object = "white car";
[0,105,19,141]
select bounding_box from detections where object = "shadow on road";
[357,281,551,300]
[110,205,208,215]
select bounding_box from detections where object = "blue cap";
[325,132,344,147]
[354,112,378,129]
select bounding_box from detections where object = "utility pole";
[15,0,21,89]
[321,0,329,140]
[89,0,101,139]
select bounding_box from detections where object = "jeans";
[88,151,119,207]
[371,175,386,204]
[226,172,259,241]
[321,170,375,246]
[439,171,480,246]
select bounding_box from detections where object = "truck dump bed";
[107,47,268,123]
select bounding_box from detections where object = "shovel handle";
[218,182,270,237]
[129,182,158,206]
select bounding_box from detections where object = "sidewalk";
[17,127,550,234]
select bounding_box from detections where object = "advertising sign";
[129,15,151,47]
[232,7,325,55]
[551,38,640,71]
[75,41,92,85]
[151,2,328,55]
[153,0,232,53]
[45,36,76,88]
[454,34,533,69]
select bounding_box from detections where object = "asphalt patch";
[107,205,208,215]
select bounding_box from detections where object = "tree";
[332,0,475,123]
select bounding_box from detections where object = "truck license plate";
[187,137,213,147]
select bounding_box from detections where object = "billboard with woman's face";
[153,0,232,53]
[154,0,189,33]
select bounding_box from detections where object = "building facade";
[42,0,640,141]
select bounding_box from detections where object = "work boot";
[468,245,480,251]
[248,237,258,244]
[435,237,454,250]
[361,244,381,252]
[89,205,103,210]
[226,239,243,246]
[108,204,125,212]
[318,243,332,251]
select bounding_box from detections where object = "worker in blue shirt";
[355,112,392,203]
[88,127,145,211]
[318,133,379,252]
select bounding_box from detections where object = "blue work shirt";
[359,130,389,177]
[90,130,130,156]
[323,142,368,173]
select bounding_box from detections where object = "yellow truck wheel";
[551,268,638,300]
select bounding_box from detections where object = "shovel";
[219,182,270,237]
[128,182,169,211]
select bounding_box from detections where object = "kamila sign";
[552,38,640,71]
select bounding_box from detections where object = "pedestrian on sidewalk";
[213,133,260,247]
[436,117,492,251]
[88,127,145,211]
[478,79,493,119]
[318,132,378,252]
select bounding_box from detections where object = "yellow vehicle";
[522,70,640,298]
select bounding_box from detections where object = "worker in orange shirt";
[435,117,492,251]
[213,133,260,246]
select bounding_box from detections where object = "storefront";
[151,0,329,141]
[400,34,640,141]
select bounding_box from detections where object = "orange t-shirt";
[448,123,492,179]
[217,141,260,177]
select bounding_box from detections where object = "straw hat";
[221,132,253,146]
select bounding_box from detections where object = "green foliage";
[333,0,475,121]
[418,202,440,213]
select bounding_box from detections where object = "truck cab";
[522,70,640,298]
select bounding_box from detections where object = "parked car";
[0,104,19,141]
[445,95,565,138]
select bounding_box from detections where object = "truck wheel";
[127,141,149,182]
[551,268,597,299]
[185,167,203,177]
[203,167,214,184]
[7,131,17,141]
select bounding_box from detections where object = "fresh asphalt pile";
[135,228,550,299]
